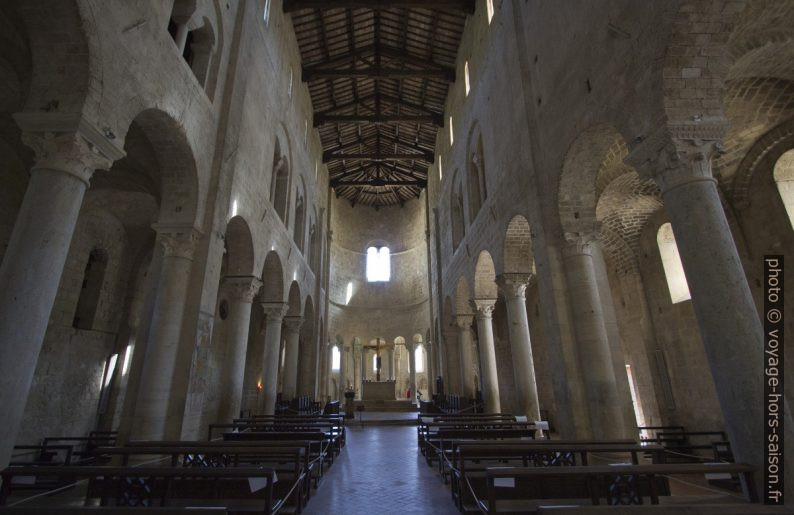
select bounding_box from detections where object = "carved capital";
[496,273,530,300]
[21,132,113,185]
[283,316,304,333]
[455,314,474,330]
[261,302,288,321]
[562,232,598,257]
[626,121,728,194]
[471,298,497,319]
[223,276,262,303]
[155,225,201,260]
[15,112,125,186]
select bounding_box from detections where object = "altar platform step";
[353,399,419,412]
[344,410,419,426]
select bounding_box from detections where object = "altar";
[362,380,396,401]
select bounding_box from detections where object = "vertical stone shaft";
[631,135,765,475]
[455,316,476,399]
[0,132,115,467]
[133,227,199,440]
[282,316,303,400]
[407,342,417,404]
[218,276,261,423]
[563,234,625,439]
[260,303,288,415]
[497,274,541,420]
[472,300,501,413]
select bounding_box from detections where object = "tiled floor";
[304,425,458,515]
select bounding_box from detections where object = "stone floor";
[304,425,458,515]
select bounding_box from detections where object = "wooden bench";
[0,466,282,514]
[648,431,730,462]
[223,431,335,470]
[536,506,794,514]
[213,422,343,459]
[122,440,326,487]
[423,428,537,468]
[0,509,228,514]
[452,443,665,512]
[92,444,309,511]
[481,463,758,513]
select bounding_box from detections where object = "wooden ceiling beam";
[284,0,475,14]
[314,113,442,127]
[331,178,428,188]
[323,152,434,163]
[303,66,454,81]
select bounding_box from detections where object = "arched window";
[415,345,425,373]
[467,132,486,222]
[486,0,495,23]
[270,143,290,224]
[450,173,466,250]
[464,61,471,96]
[73,249,108,330]
[657,223,691,304]
[293,191,305,252]
[366,246,390,282]
[773,149,794,230]
[331,345,340,371]
[264,0,272,26]
[372,353,378,372]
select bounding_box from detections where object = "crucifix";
[364,337,384,381]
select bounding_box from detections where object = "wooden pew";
[649,431,730,462]
[537,506,794,514]
[452,443,665,512]
[223,431,335,470]
[93,444,308,511]
[424,428,536,469]
[0,466,281,514]
[481,463,758,513]
[121,440,325,494]
[211,421,344,457]
[0,509,228,514]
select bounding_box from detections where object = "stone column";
[0,128,121,467]
[281,316,303,401]
[387,347,395,380]
[133,224,199,440]
[455,315,476,399]
[472,300,501,413]
[407,341,417,405]
[353,342,363,400]
[218,276,261,423]
[426,341,436,396]
[562,233,625,440]
[260,303,288,415]
[442,326,460,394]
[339,344,348,394]
[628,127,765,475]
[132,227,200,440]
[496,274,542,421]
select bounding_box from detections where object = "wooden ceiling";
[285,0,472,206]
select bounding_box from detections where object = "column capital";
[283,316,304,332]
[455,314,474,330]
[471,298,497,319]
[562,232,598,257]
[155,225,201,260]
[15,112,126,186]
[261,302,288,321]
[496,273,531,299]
[223,276,262,303]
[625,121,728,194]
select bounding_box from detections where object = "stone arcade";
[0,0,792,512]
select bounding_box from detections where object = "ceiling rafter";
[288,3,468,206]
[284,1,475,13]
